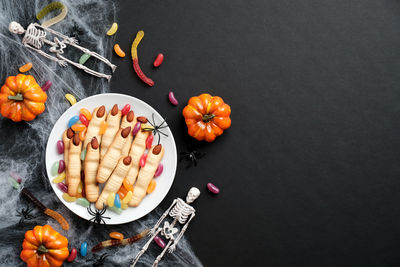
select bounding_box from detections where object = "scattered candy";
[139,153,147,168]
[146,133,154,149]
[58,160,65,173]
[118,186,128,200]
[153,53,164,67]
[107,193,115,207]
[57,140,64,154]
[10,172,22,183]
[65,93,77,105]
[68,115,80,128]
[77,182,83,194]
[9,178,20,189]
[79,128,86,141]
[109,232,124,240]
[80,108,92,120]
[154,236,166,248]
[123,178,133,192]
[109,205,122,214]
[114,193,121,208]
[168,91,179,106]
[121,203,128,209]
[147,180,156,194]
[207,182,220,194]
[76,198,90,208]
[79,114,89,127]
[57,182,68,193]
[19,62,33,73]
[99,121,108,135]
[52,172,66,183]
[80,148,87,161]
[71,123,86,132]
[154,163,163,177]
[79,53,91,65]
[41,80,52,91]
[62,193,76,202]
[131,30,154,86]
[106,22,118,36]
[51,161,59,176]
[114,44,126,57]
[80,242,88,256]
[132,122,141,136]
[67,248,77,262]
[122,191,133,204]
[121,104,130,116]
[141,124,154,131]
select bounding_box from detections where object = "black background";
[88,0,400,266]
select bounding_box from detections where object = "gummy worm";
[91,229,149,252]
[131,31,154,86]
[36,2,68,28]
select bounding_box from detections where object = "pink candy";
[154,163,163,177]
[154,236,165,248]
[132,122,141,136]
[146,134,154,149]
[10,172,22,183]
[57,140,64,154]
[121,104,131,116]
[207,183,220,194]
[41,80,52,92]
[168,91,178,106]
[139,153,147,168]
[58,160,65,173]
[57,182,68,193]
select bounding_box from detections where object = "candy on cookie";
[67,133,82,197]
[100,104,121,159]
[84,137,100,202]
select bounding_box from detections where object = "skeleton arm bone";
[33,23,78,44]
[169,213,195,253]
[149,199,178,235]
[24,44,66,66]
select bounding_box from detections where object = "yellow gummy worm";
[36,2,68,28]
[131,31,144,60]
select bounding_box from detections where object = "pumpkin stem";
[37,244,48,254]
[202,114,215,123]
[8,93,24,101]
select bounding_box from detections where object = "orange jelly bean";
[123,178,133,192]
[80,108,92,120]
[71,123,86,132]
[109,232,124,240]
[114,44,126,57]
[19,62,33,73]
[79,129,86,141]
[147,180,156,194]
[99,121,108,135]
[117,186,128,199]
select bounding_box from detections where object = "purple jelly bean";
[132,121,141,136]
[168,91,178,106]
[10,172,22,183]
[207,182,220,194]
[41,80,52,92]
[57,182,68,193]
[58,160,65,173]
[57,140,64,154]
[154,163,163,177]
[154,236,166,248]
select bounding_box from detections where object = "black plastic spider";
[16,204,36,224]
[179,150,206,168]
[142,114,169,144]
[87,204,110,224]
[89,253,109,267]
[68,23,87,43]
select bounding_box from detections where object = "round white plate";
[45,93,177,224]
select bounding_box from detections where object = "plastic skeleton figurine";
[8,21,116,80]
[131,187,200,267]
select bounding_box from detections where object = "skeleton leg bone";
[152,240,174,267]
[68,43,116,72]
[131,227,162,267]
[25,44,67,66]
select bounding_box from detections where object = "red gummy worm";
[133,59,154,86]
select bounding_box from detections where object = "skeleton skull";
[9,21,25,34]
[186,187,200,203]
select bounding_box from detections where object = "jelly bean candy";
[109,206,123,214]
[57,140,64,154]
[80,108,92,120]
[76,198,90,208]
[41,80,52,92]
[78,182,83,194]
[147,180,156,194]
[123,178,133,192]
[107,193,115,207]
[79,53,91,65]
[58,160,65,173]
[79,114,89,127]
[121,202,128,209]
[57,182,68,193]
[109,232,124,240]
[153,53,164,67]
[154,236,166,248]
[65,93,77,105]
[80,242,88,256]
[52,172,66,183]
[114,193,121,208]
[51,161,59,176]
[10,172,22,183]
[139,153,147,168]
[118,186,128,199]
[131,122,141,136]
[68,115,80,128]
[9,178,20,189]
[121,104,130,116]
[106,22,118,36]
[67,248,77,262]
[80,148,87,161]
[72,123,86,132]
[79,129,86,141]
[122,191,133,204]
[19,62,32,73]
[154,163,163,177]
[99,121,108,135]
[114,44,126,57]
[207,182,220,194]
[62,193,76,202]
[168,91,179,106]
[146,133,153,149]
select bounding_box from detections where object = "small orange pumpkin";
[0,74,47,122]
[20,225,69,267]
[183,93,231,142]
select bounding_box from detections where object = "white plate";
[45,93,177,224]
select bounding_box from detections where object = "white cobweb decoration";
[0,0,202,266]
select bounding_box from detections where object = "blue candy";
[80,242,88,256]
[68,115,80,128]
[114,193,121,208]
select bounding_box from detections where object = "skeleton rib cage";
[169,198,195,224]
[22,24,46,49]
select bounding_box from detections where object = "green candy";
[76,198,90,208]
[9,178,20,189]
[109,205,123,214]
[79,53,91,65]
[51,161,59,176]
[80,148,87,161]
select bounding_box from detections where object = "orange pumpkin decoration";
[183,93,231,142]
[0,74,47,122]
[20,225,69,267]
